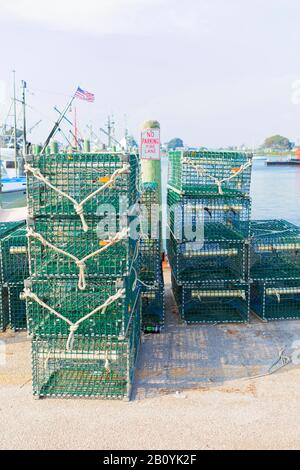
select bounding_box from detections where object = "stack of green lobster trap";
[140,182,164,332]
[250,219,300,321]
[0,221,28,331]
[167,150,253,323]
[24,151,141,399]
[4,140,300,400]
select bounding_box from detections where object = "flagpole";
[41,91,77,154]
[74,106,78,148]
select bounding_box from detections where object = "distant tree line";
[167,138,184,150]
[262,135,293,150]
[166,135,295,152]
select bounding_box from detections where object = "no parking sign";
[141,128,160,160]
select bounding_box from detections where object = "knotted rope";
[23,287,125,351]
[27,227,129,290]
[182,157,251,195]
[25,163,130,232]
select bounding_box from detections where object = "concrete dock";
[1,271,300,450]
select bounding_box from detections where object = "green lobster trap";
[28,217,138,285]
[140,181,161,250]
[141,182,160,207]
[141,283,164,333]
[168,150,253,197]
[172,273,249,324]
[139,180,164,333]
[0,221,25,240]
[31,294,141,399]
[250,220,300,281]
[251,279,300,321]
[25,152,139,224]
[167,189,251,240]
[7,282,27,331]
[139,238,161,285]
[140,182,160,234]
[0,226,29,284]
[24,273,140,340]
[167,229,248,285]
[0,286,9,332]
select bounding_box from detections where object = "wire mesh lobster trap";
[168,150,253,197]
[140,182,161,239]
[0,226,29,284]
[172,273,250,324]
[141,283,164,333]
[167,189,251,240]
[25,152,139,221]
[138,181,164,332]
[139,238,161,285]
[28,217,139,284]
[0,221,25,240]
[24,271,140,340]
[31,293,141,399]
[141,181,160,205]
[167,230,248,285]
[0,286,9,331]
[7,282,27,331]
[140,263,164,332]
[251,279,300,321]
[25,151,142,399]
[250,220,300,281]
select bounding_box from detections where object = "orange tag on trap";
[98,176,110,183]
[231,167,240,173]
[99,240,110,247]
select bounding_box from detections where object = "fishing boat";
[266,158,300,166]
[0,74,28,221]
[266,148,300,165]
[0,149,27,221]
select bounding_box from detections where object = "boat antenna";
[100,125,121,147]
[41,91,76,154]
[124,114,129,149]
[53,106,81,149]
[28,120,42,135]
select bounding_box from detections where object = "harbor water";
[251,158,300,226]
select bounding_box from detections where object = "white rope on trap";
[24,162,130,232]
[266,287,300,303]
[182,157,252,195]
[27,227,129,290]
[23,287,125,352]
[193,290,247,302]
[24,231,140,356]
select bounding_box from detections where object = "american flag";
[75,86,95,102]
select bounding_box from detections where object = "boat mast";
[21,80,27,156]
[12,70,18,177]
[74,107,78,149]
[107,115,112,148]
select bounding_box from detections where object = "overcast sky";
[1,0,300,148]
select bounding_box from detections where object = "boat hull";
[266,159,300,166]
[0,177,27,209]
[0,189,27,209]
